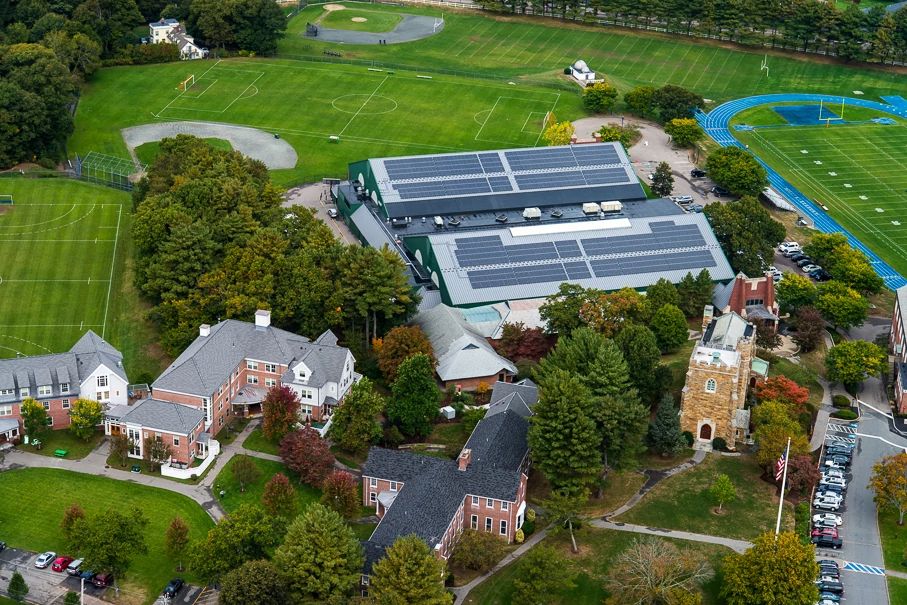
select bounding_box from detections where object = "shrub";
[711,437,727,451]
[794,502,811,545]
[450,530,506,572]
[522,519,535,536]
[515,528,525,544]
[526,508,537,523]
[832,394,851,408]
[831,409,858,420]
[682,431,694,447]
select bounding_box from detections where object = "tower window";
[705,379,717,393]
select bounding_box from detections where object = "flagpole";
[775,437,791,536]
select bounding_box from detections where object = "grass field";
[732,102,907,277]
[213,454,321,514]
[281,3,907,103]
[0,468,213,604]
[319,6,403,32]
[70,58,578,184]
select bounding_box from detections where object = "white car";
[670,195,694,204]
[823,469,845,479]
[815,491,843,503]
[813,513,843,526]
[801,264,822,273]
[814,500,840,511]
[820,477,847,488]
[35,551,56,568]
[779,241,801,254]
[824,459,847,470]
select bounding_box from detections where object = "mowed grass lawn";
[0,468,213,603]
[319,7,403,32]
[464,527,729,604]
[878,507,907,571]
[733,103,907,277]
[70,58,582,184]
[890,577,907,604]
[281,3,907,103]
[616,454,794,540]
[0,178,124,357]
[213,454,320,514]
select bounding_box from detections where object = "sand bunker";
[324,3,345,10]
[351,16,367,22]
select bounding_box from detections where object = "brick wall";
[361,477,404,509]
[443,374,512,392]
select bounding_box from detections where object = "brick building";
[712,272,780,331]
[0,331,128,443]
[151,310,358,437]
[679,310,769,450]
[891,286,907,413]
[358,380,538,591]
[104,398,209,465]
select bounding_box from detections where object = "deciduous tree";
[190,505,282,582]
[650,304,688,353]
[705,147,767,197]
[320,470,359,519]
[165,516,190,572]
[703,197,784,275]
[653,85,704,123]
[376,325,434,383]
[387,353,439,439]
[793,306,824,353]
[262,385,301,442]
[61,504,85,549]
[262,472,297,519]
[220,560,287,605]
[495,322,550,362]
[753,418,809,473]
[279,427,335,487]
[606,537,712,604]
[624,85,656,117]
[721,532,818,605]
[543,488,587,553]
[815,281,868,329]
[825,339,886,389]
[143,435,172,472]
[540,283,600,335]
[108,433,130,467]
[649,395,684,456]
[449,530,505,572]
[231,455,261,493]
[582,81,618,113]
[69,507,149,580]
[786,454,820,496]
[615,324,662,403]
[597,124,639,149]
[870,453,907,525]
[543,120,575,146]
[651,161,674,197]
[664,118,705,147]
[68,398,103,441]
[513,546,576,605]
[776,273,818,315]
[645,277,680,312]
[369,535,452,605]
[579,287,650,337]
[20,397,47,439]
[327,377,384,456]
[754,376,810,414]
[273,503,362,601]
[709,474,736,512]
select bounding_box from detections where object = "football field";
[733,105,907,277]
[0,178,126,357]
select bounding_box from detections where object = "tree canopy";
[705,148,768,197]
[825,339,886,388]
[387,353,439,439]
[703,197,785,276]
[870,453,907,525]
[664,118,705,147]
[721,532,818,605]
[582,81,618,113]
[327,377,384,455]
[376,325,434,383]
[369,535,452,605]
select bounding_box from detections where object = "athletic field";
[0,179,127,358]
[732,103,907,277]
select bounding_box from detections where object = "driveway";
[0,547,105,603]
[283,183,357,246]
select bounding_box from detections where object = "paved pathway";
[590,519,752,554]
[451,527,550,603]
[607,449,706,518]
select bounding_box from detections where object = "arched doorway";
[699,424,712,440]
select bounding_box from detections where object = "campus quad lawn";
[319,7,403,32]
[464,527,728,604]
[70,58,582,185]
[878,507,907,571]
[616,453,794,540]
[889,577,907,604]
[769,357,824,408]
[0,468,213,604]
[732,103,907,278]
[280,3,907,104]
[18,428,104,459]
[213,454,320,514]
[242,426,280,456]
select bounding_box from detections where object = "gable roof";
[897,286,907,339]
[702,312,752,348]
[486,379,538,419]
[121,398,205,435]
[412,305,516,381]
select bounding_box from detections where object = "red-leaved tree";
[279,427,335,487]
[320,470,360,519]
[495,322,552,362]
[262,472,297,519]
[785,454,820,496]
[755,376,810,414]
[262,385,301,442]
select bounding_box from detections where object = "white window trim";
[369,477,377,487]
[500,520,508,536]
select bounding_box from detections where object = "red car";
[811,527,839,539]
[51,556,74,572]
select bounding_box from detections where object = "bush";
[682,431,694,447]
[832,395,851,408]
[522,518,535,536]
[831,409,858,420]
[526,508,537,523]
[711,437,727,451]
[450,530,506,572]
[515,528,525,544]
[794,502,811,545]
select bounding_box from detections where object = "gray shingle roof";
[121,398,205,435]
[702,312,752,348]
[897,286,907,342]
[486,379,538,419]
[361,540,385,575]
[465,410,530,472]
[412,305,515,382]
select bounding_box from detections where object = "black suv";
[812,535,843,549]
[163,578,184,598]
[691,168,706,178]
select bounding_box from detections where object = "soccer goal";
[0,195,13,206]
[177,74,195,92]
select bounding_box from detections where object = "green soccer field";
[732,103,907,277]
[0,178,127,358]
[70,58,577,185]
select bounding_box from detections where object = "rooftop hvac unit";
[582,202,600,215]
[434,216,444,228]
[522,207,541,220]
[600,201,622,213]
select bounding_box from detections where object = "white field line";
[474,96,502,141]
[157,59,222,116]
[1,279,109,282]
[535,93,561,147]
[0,204,76,228]
[220,72,265,114]
[338,75,389,136]
[101,204,122,339]
[0,324,103,327]
[182,79,218,99]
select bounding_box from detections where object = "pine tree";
[645,277,680,312]
[8,571,27,602]
[649,394,684,456]
[651,161,674,197]
[369,535,452,605]
[615,324,663,404]
[675,272,700,317]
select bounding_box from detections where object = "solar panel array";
[379,144,632,202]
[455,222,718,290]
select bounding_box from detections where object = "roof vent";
[199,324,211,337]
[711,351,721,364]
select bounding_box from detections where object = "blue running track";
[697,94,907,290]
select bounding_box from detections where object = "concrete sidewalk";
[590,519,752,554]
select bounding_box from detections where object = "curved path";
[697,94,907,290]
[121,121,298,170]
[309,14,443,45]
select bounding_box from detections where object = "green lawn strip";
[464,527,730,604]
[889,577,907,603]
[18,429,103,459]
[330,445,365,470]
[0,468,213,603]
[878,507,907,571]
[215,417,251,447]
[582,470,646,516]
[639,448,695,471]
[427,421,471,455]
[134,138,232,166]
[320,7,403,32]
[616,454,794,540]
[769,358,823,408]
[104,452,213,485]
[350,522,378,541]
[213,454,320,514]
[243,427,280,456]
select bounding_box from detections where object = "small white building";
[570,60,596,83]
[148,18,208,60]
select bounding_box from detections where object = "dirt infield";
[308,14,444,45]
[121,121,298,169]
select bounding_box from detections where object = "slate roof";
[121,398,205,435]
[153,319,350,397]
[0,330,125,401]
[486,379,538,419]
[897,286,907,341]
[412,305,516,382]
[464,410,530,471]
[361,540,386,575]
[702,312,752,348]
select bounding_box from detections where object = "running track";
[696,94,907,290]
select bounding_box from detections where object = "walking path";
[450,527,550,602]
[589,519,752,554]
[607,449,706,517]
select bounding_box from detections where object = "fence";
[73,152,144,192]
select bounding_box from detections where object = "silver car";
[35,551,56,568]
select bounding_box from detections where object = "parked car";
[163,578,184,598]
[691,168,706,178]
[823,468,846,479]
[670,195,694,204]
[816,579,844,593]
[710,185,730,196]
[812,536,843,550]
[789,252,810,262]
[823,459,848,470]
[327,208,339,219]
[819,592,841,603]
[66,559,84,576]
[811,527,839,538]
[92,573,113,588]
[820,476,847,488]
[79,570,96,581]
[818,559,840,569]
[809,269,831,282]
[51,556,74,572]
[688,204,704,213]
[778,242,801,254]
[796,258,815,268]
[819,484,845,496]
[35,552,56,568]
[813,518,839,530]
[827,444,854,454]
[818,568,840,580]
[801,263,822,273]
[813,500,841,511]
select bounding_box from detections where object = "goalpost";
[177,74,195,92]
[818,98,845,127]
[760,55,769,78]
[0,195,13,206]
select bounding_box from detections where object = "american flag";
[775,451,787,482]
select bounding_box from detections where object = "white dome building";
[570,59,596,83]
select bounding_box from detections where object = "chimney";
[199,324,211,337]
[254,309,271,329]
[458,448,472,471]
[701,305,713,332]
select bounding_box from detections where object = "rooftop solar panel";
[384,155,483,180]
[504,148,577,171]
[512,264,568,283]
[514,171,585,190]
[487,176,513,193]
[478,153,505,174]
[504,242,559,263]
[581,225,704,256]
[554,241,582,258]
[589,250,716,278]
[563,261,592,280]
[394,177,492,200]
[571,145,620,166]
[581,168,629,185]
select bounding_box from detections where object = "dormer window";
[97,376,108,388]
[38,385,52,397]
[60,383,69,393]
[705,379,717,393]
[19,388,28,398]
